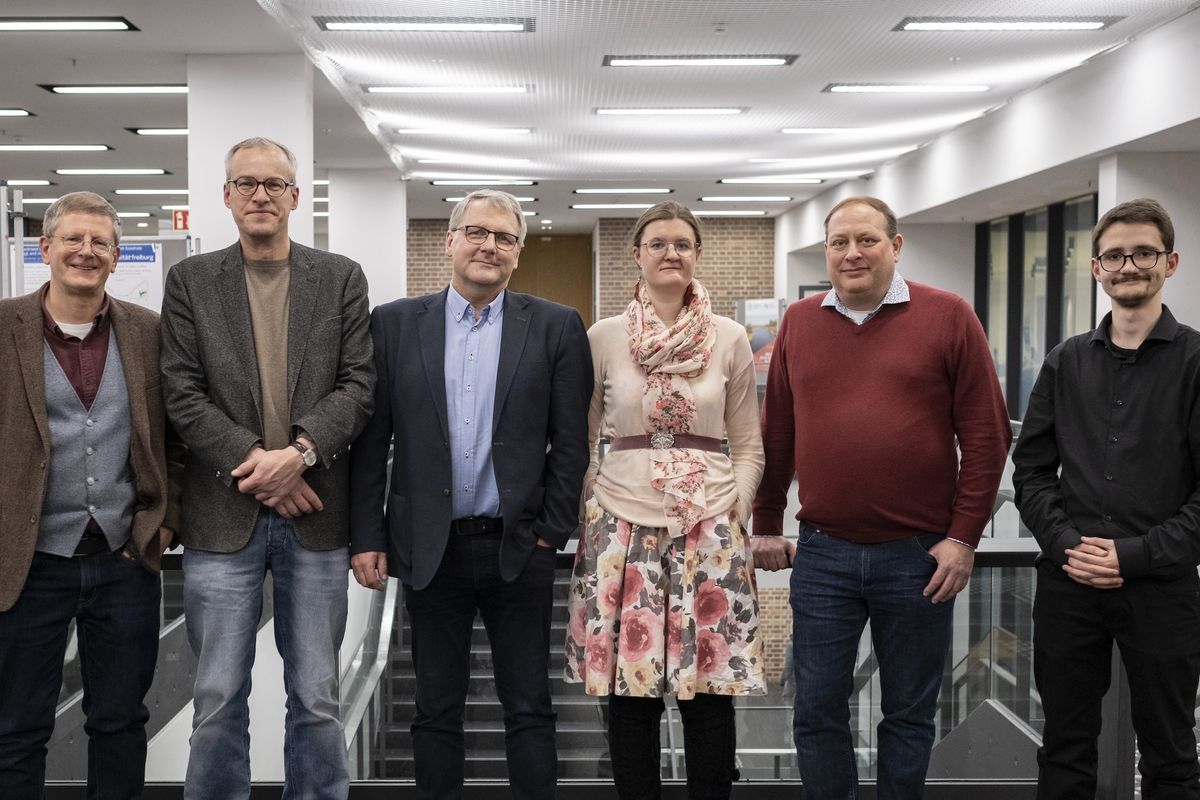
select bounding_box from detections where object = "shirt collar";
[39,282,110,341]
[1090,305,1179,349]
[822,271,909,321]
[447,284,504,325]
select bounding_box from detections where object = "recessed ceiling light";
[130,127,188,136]
[825,83,988,93]
[313,197,329,203]
[0,17,136,31]
[114,188,188,195]
[0,144,108,151]
[693,210,768,216]
[718,176,823,185]
[570,203,655,210]
[160,204,189,211]
[522,210,537,216]
[701,196,791,202]
[896,16,1112,32]
[781,127,862,134]
[136,222,149,228]
[0,108,33,117]
[56,168,167,175]
[43,84,187,94]
[443,196,536,202]
[314,211,329,217]
[417,157,532,166]
[6,179,51,186]
[316,16,532,33]
[116,212,151,218]
[540,219,553,225]
[573,188,671,194]
[596,107,742,116]
[397,127,531,136]
[604,54,796,67]
[368,85,528,94]
[430,180,536,186]
[20,197,59,204]
[313,179,330,186]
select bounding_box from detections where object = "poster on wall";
[735,297,788,401]
[24,242,164,311]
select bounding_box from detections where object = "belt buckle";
[649,432,675,450]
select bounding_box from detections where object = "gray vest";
[37,333,138,556]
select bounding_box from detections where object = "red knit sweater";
[751,281,1011,546]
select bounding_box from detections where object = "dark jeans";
[404,531,558,800]
[607,693,737,800]
[0,549,161,800]
[790,525,954,800]
[1034,563,1200,800]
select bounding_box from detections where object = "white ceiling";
[1,0,1196,234]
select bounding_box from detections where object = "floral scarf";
[624,279,716,540]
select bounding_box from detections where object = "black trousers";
[608,693,737,800]
[1033,562,1200,800]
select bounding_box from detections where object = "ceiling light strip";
[573,188,671,195]
[604,54,796,67]
[0,144,108,151]
[0,17,136,31]
[896,17,1113,32]
[317,16,533,33]
[596,107,742,116]
[825,83,988,94]
[44,84,188,94]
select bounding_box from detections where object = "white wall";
[327,169,408,308]
[899,223,976,301]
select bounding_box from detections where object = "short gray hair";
[224,137,297,182]
[448,189,527,245]
[43,191,122,244]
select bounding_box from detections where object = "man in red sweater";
[752,196,1011,799]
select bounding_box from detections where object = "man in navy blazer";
[350,189,592,799]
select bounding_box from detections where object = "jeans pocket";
[796,524,821,546]
[910,534,943,563]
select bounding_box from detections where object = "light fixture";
[603,54,795,67]
[160,205,189,211]
[314,211,329,217]
[116,212,150,218]
[540,219,552,225]
[397,127,531,136]
[430,179,536,186]
[781,127,862,134]
[701,196,791,202]
[896,17,1112,32]
[522,210,537,216]
[20,197,59,204]
[136,222,149,228]
[313,197,329,203]
[43,84,187,94]
[694,210,768,216]
[368,85,528,94]
[0,108,32,117]
[56,168,167,175]
[444,196,536,203]
[595,107,742,116]
[825,83,988,93]
[749,145,917,167]
[418,157,532,166]
[316,16,532,33]
[570,203,655,210]
[573,188,671,195]
[0,144,108,152]
[114,188,188,195]
[6,179,51,186]
[313,179,330,186]
[718,176,823,185]
[0,17,136,31]
[130,127,188,136]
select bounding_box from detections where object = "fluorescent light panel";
[160,205,188,211]
[131,127,188,136]
[44,84,187,94]
[430,179,535,186]
[573,188,670,195]
[0,17,136,31]
[694,210,767,216]
[6,179,51,186]
[522,211,537,216]
[314,211,329,217]
[596,107,742,116]
[397,127,531,136]
[418,158,531,165]
[701,196,791,202]
[21,197,59,204]
[571,203,655,210]
[368,85,527,94]
[316,16,532,33]
[718,176,823,184]
[0,144,108,151]
[313,197,329,203]
[897,16,1113,32]
[57,168,166,175]
[444,196,536,202]
[0,109,32,117]
[604,54,795,67]
[116,212,150,218]
[313,180,330,186]
[781,127,862,134]
[826,83,988,93]
[114,189,187,195]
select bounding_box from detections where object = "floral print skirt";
[564,497,765,700]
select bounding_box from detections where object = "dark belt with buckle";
[73,531,110,557]
[450,516,504,536]
[609,433,724,452]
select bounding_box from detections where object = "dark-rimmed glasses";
[1096,248,1169,272]
[227,176,295,197]
[455,225,520,251]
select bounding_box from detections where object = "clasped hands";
[1063,535,1123,589]
[230,443,323,519]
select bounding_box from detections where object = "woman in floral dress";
[564,201,765,799]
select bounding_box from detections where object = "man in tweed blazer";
[160,137,374,799]
[0,192,181,798]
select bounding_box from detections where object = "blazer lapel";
[214,246,263,417]
[286,243,320,404]
[417,289,451,443]
[492,291,531,431]
[108,300,151,456]
[11,298,51,451]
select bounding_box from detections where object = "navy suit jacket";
[349,287,592,590]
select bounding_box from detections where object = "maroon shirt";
[40,284,111,411]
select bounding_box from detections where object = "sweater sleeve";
[751,305,796,536]
[724,331,765,524]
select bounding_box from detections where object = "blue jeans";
[183,508,349,800]
[404,531,558,800]
[790,525,954,800]
[0,549,160,800]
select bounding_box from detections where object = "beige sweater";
[584,313,765,528]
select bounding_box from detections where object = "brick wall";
[758,587,792,682]
[407,219,451,298]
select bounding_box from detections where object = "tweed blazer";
[349,288,592,590]
[160,241,375,552]
[0,289,181,612]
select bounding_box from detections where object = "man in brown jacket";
[0,192,181,798]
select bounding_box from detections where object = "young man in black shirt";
[1014,197,1200,799]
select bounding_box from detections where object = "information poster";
[24,242,163,311]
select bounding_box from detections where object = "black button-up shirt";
[1013,306,1200,580]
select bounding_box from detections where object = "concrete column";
[186,55,314,255]
[1097,152,1200,327]
[327,169,407,307]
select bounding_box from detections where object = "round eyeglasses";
[50,234,115,257]
[227,176,295,197]
[639,239,696,257]
[1096,248,1169,272]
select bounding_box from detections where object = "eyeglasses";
[639,239,696,257]
[1096,248,1169,272]
[455,225,520,251]
[50,234,115,257]
[227,176,295,197]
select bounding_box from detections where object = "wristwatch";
[290,441,317,468]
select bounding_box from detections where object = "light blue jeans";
[183,508,349,800]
